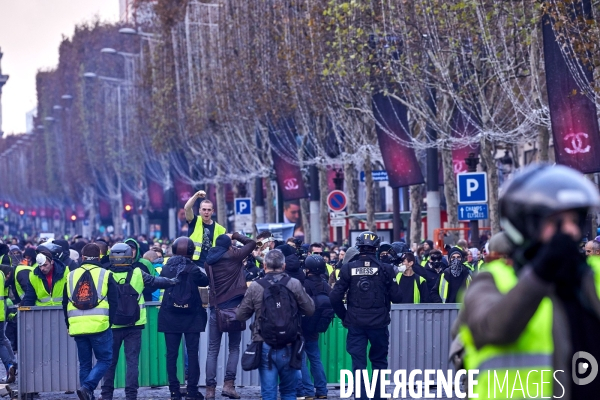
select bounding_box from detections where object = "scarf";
[167,255,188,277]
[449,258,463,278]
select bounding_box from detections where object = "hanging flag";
[450,108,480,174]
[543,1,600,173]
[372,93,425,188]
[147,180,165,211]
[269,119,309,201]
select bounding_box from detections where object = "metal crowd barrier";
[17,303,460,395]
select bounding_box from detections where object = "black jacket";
[284,253,305,284]
[22,259,68,306]
[157,256,209,333]
[429,267,471,304]
[303,274,331,341]
[100,255,111,270]
[61,261,119,331]
[330,253,402,329]
[61,255,79,272]
[413,259,446,293]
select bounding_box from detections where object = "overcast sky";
[0,0,120,134]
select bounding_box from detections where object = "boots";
[206,386,216,400]
[221,380,241,399]
[170,390,182,400]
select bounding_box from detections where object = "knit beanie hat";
[215,234,232,249]
[81,243,100,260]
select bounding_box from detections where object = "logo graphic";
[283,178,299,191]
[564,132,591,154]
[572,351,598,385]
[453,160,467,174]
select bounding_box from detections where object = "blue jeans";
[299,339,328,397]
[259,342,300,400]
[0,322,15,370]
[74,329,113,392]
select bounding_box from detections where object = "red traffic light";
[3,203,8,209]
[31,211,37,216]
[70,215,77,221]
[19,210,24,216]
[124,204,132,212]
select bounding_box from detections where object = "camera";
[293,238,308,265]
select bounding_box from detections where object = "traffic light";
[124,204,132,212]
[123,204,133,220]
[3,203,8,209]
[19,210,24,216]
[70,215,77,221]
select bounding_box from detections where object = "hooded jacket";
[276,244,305,284]
[205,232,256,306]
[125,238,155,301]
[158,256,209,333]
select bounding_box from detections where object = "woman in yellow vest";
[395,253,429,303]
[22,243,68,306]
[63,244,118,400]
[454,164,600,399]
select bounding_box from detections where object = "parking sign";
[457,172,488,204]
[235,198,252,215]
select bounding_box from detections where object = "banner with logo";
[269,119,309,201]
[174,177,193,208]
[450,108,480,174]
[147,180,165,211]
[543,4,600,173]
[372,93,425,188]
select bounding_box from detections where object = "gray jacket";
[452,265,600,400]
[236,272,315,342]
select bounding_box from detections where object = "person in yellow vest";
[419,240,434,266]
[429,247,471,303]
[14,248,36,301]
[100,243,177,400]
[454,164,600,399]
[0,264,16,383]
[22,243,68,306]
[63,244,118,400]
[184,190,226,268]
[395,253,429,303]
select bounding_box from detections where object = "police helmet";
[355,231,380,253]
[37,241,63,260]
[172,237,195,258]
[109,243,134,267]
[499,164,600,247]
[304,255,326,275]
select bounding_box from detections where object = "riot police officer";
[330,231,401,400]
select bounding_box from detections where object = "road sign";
[330,218,347,227]
[359,170,389,182]
[330,211,346,219]
[327,190,348,212]
[235,198,252,215]
[458,204,489,221]
[457,172,488,204]
[234,215,253,231]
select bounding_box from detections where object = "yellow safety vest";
[438,273,471,303]
[0,271,6,322]
[396,273,427,304]
[29,266,67,306]
[66,264,111,336]
[189,219,226,261]
[112,267,146,328]
[326,263,334,276]
[15,264,35,299]
[420,255,429,267]
[461,260,554,398]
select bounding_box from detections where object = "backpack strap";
[125,268,134,285]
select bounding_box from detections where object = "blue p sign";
[235,198,252,215]
[457,172,488,204]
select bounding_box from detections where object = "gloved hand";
[168,278,179,286]
[531,226,584,283]
[7,312,16,322]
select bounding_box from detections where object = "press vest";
[189,219,226,261]
[396,273,427,304]
[112,267,146,328]
[66,264,111,336]
[439,273,472,303]
[15,264,35,298]
[29,266,67,306]
[461,260,554,398]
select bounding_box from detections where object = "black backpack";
[113,269,141,326]
[302,282,334,334]
[164,271,195,314]
[71,268,101,310]
[257,276,300,348]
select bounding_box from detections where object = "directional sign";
[458,204,489,221]
[330,211,347,219]
[327,190,348,212]
[234,215,253,231]
[457,172,488,204]
[234,198,252,215]
[359,170,389,182]
[330,218,347,227]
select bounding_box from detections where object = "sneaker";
[5,364,15,384]
[76,387,93,400]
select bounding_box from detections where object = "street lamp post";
[333,169,344,245]
[464,152,480,246]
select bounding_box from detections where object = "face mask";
[450,258,463,277]
[397,265,407,273]
[380,255,391,264]
[261,248,269,257]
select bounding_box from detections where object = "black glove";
[531,227,584,283]
[168,278,179,286]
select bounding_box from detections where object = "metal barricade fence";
[17,303,459,395]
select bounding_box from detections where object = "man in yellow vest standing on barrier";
[184,190,226,269]
[63,244,118,400]
[22,242,69,306]
[454,164,600,399]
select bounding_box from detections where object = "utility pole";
[309,165,321,242]
[465,152,480,246]
[255,177,265,224]
[333,169,344,245]
[424,36,440,241]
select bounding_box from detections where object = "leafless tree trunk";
[538,126,550,162]
[216,180,227,227]
[442,148,458,228]
[480,138,501,234]
[319,166,330,242]
[410,184,424,245]
[265,179,276,223]
[364,154,376,232]
[300,197,311,243]
[345,162,359,230]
